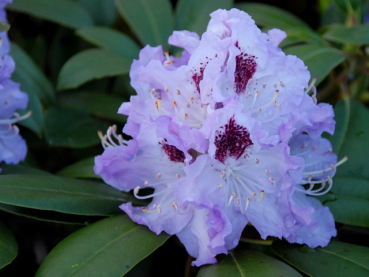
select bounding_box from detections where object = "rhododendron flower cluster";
[95,9,346,266]
[0,0,29,166]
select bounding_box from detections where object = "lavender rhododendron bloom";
[0,0,29,166]
[95,8,346,266]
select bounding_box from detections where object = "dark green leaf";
[324,24,369,45]
[57,49,132,90]
[17,88,43,136]
[0,21,10,32]
[280,28,326,48]
[114,0,174,49]
[44,106,108,148]
[0,164,144,215]
[175,0,232,35]
[76,27,140,59]
[57,157,98,179]
[78,0,117,26]
[10,43,55,105]
[35,215,170,277]
[8,0,93,29]
[198,248,301,277]
[318,98,369,227]
[59,91,127,124]
[0,203,102,225]
[0,222,18,269]
[235,3,310,30]
[284,45,345,85]
[272,240,369,277]
[332,0,363,12]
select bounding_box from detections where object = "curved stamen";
[251,90,279,114]
[134,186,169,200]
[303,156,348,177]
[0,110,33,125]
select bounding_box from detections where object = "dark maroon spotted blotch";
[234,42,257,94]
[214,116,253,163]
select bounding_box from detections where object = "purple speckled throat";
[214,116,253,163]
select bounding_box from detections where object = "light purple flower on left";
[0,1,29,166]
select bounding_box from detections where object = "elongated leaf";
[236,3,310,30]
[324,24,369,45]
[0,222,18,269]
[280,28,325,48]
[284,45,345,85]
[0,164,145,216]
[272,240,369,276]
[0,203,102,225]
[17,88,43,136]
[59,91,127,124]
[114,0,174,49]
[76,27,140,59]
[58,49,132,90]
[10,43,55,105]
[44,106,108,148]
[318,98,369,226]
[57,157,97,179]
[8,0,93,29]
[198,248,301,277]
[175,0,232,35]
[78,0,117,26]
[36,215,170,277]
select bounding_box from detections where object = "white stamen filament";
[303,156,348,177]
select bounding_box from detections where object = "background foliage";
[1,0,369,276]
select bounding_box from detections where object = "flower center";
[161,140,186,163]
[214,116,253,163]
[234,42,257,95]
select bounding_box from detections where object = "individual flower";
[95,8,345,267]
[0,0,29,166]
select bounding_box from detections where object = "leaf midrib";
[70,225,140,276]
[318,247,369,270]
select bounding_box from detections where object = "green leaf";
[57,157,97,179]
[284,45,345,85]
[76,27,140,59]
[35,215,170,277]
[17,88,43,136]
[324,24,369,45]
[59,91,127,124]
[272,240,369,277]
[10,43,55,105]
[197,248,301,277]
[0,222,18,269]
[235,3,310,30]
[318,98,369,227]
[78,0,117,26]
[0,164,144,216]
[175,0,232,35]
[8,0,93,30]
[57,49,132,90]
[44,106,108,148]
[0,203,101,225]
[280,28,326,48]
[114,0,174,49]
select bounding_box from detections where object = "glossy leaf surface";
[57,49,131,90]
[0,222,18,269]
[0,165,144,216]
[8,0,93,29]
[272,240,369,277]
[198,248,301,277]
[36,215,170,277]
